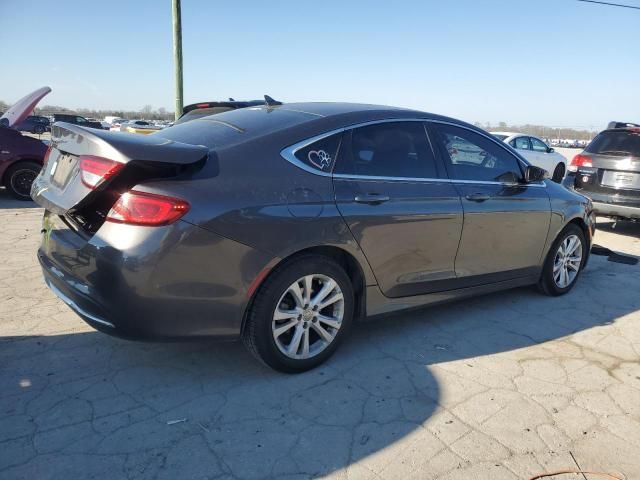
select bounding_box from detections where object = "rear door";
[509,136,536,164]
[430,122,551,280]
[333,120,464,298]
[574,129,640,200]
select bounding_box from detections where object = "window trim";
[280,118,544,187]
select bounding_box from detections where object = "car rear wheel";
[242,255,354,373]
[551,163,565,183]
[538,224,586,296]
[5,161,41,200]
[34,125,45,134]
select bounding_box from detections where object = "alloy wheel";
[553,234,582,288]
[272,274,344,360]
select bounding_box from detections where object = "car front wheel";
[243,255,354,373]
[551,163,565,183]
[538,224,586,296]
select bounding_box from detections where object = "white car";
[490,132,567,182]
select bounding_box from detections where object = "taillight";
[106,191,190,226]
[42,145,53,168]
[568,154,593,172]
[79,155,124,189]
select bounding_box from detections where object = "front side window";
[530,137,549,152]
[513,136,531,150]
[76,117,86,123]
[432,123,523,183]
[294,133,342,173]
[335,121,438,178]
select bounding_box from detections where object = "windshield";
[586,130,640,157]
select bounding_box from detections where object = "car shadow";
[597,218,640,239]
[0,188,39,209]
[2,251,639,478]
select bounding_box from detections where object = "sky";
[0,0,638,129]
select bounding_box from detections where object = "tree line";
[474,121,598,141]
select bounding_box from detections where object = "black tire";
[538,223,587,296]
[242,255,354,373]
[33,125,45,134]
[551,163,565,183]
[4,161,41,200]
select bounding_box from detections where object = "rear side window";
[432,123,523,182]
[512,137,531,150]
[586,131,640,157]
[294,133,342,173]
[530,137,548,152]
[335,121,438,178]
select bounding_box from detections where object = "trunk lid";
[0,86,51,128]
[31,122,208,232]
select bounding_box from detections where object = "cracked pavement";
[1,191,639,479]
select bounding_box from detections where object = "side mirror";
[524,165,549,183]
[547,147,554,153]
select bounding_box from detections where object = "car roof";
[490,131,520,137]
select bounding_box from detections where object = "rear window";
[157,107,313,149]
[175,107,235,125]
[586,130,640,157]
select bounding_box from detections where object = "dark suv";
[564,122,640,221]
[52,114,105,130]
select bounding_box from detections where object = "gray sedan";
[31,103,595,372]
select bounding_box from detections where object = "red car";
[0,87,51,199]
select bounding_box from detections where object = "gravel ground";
[0,190,639,480]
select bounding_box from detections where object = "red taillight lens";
[42,145,53,168]
[79,155,124,189]
[106,191,190,226]
[568,154,593,172]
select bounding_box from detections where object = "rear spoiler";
[51,122,208,165]
[607,121,640,130]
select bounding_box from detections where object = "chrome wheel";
[553,234,583,288]
[272,274,344,360]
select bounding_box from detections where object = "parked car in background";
[32,102,594,372]
[0,87,51,199]
[52,114,106,130]
[14,115,50,134]
[563,122,640,221]
[119,120,163,134]
[491,132,567,182]
[108,118,128,131]
[174,96,278,125]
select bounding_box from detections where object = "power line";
[576,0,640,10]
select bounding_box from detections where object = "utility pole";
[172,0,183,121]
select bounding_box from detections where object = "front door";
[333,121,463,298]
[430,122,551,281]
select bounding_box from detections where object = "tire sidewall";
[542,224,586,295]
[249,256,354,372]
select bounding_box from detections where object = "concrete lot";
[1,189,639,480]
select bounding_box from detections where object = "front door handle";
[465,193,491,202]
[354,193,390,205]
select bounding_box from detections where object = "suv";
[563,122,640,221]
[173,96,280,125]
[52,114,106,130]
[15,115,50,134]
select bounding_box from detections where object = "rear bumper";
[38,213,272,340]
[592,201,640,220]
[563,174,640,220]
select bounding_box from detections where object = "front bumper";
[38,212,271,340]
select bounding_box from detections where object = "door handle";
[354,193,390,205]
[465,193,491,202]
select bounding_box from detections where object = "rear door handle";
[354,194,390,205]
[465,193,491,202]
